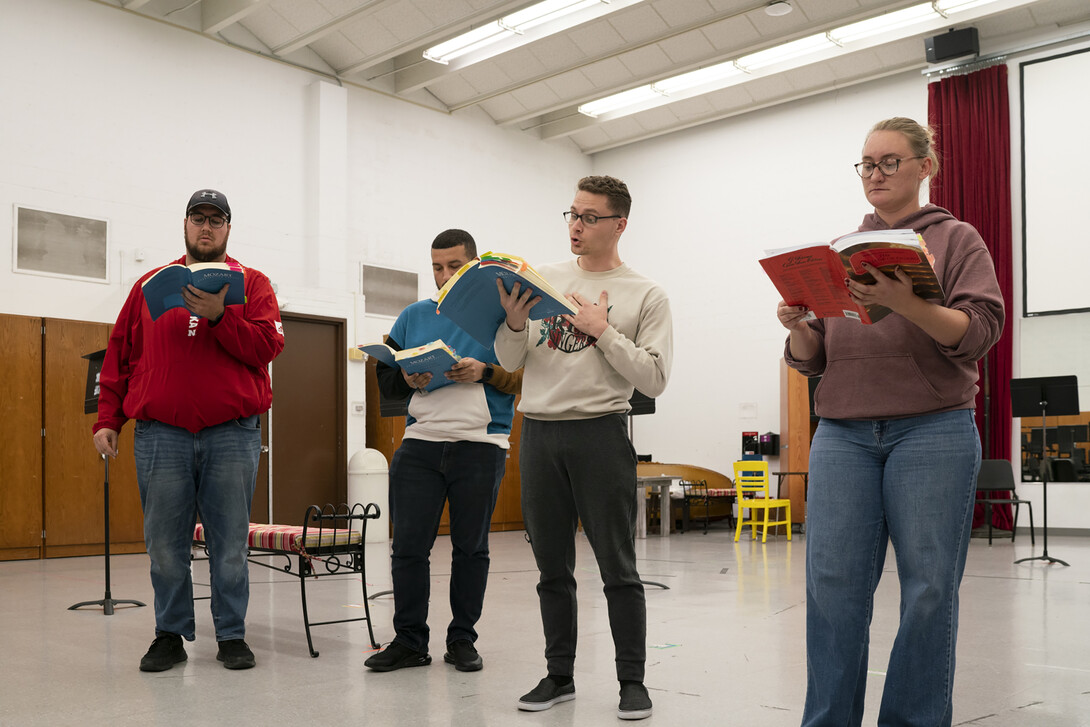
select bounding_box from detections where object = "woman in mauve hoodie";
[779,117,1004,727]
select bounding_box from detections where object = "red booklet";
[759,229,944,324]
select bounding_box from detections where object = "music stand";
[1010,375,1079,567]
[69,350,146,615]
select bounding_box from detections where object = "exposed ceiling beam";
[202,0,271,35]
[390,0,647,94]
[335,0,534,78]
[270,0,388,55]
[578,63,926,154]
[436,2,770,110]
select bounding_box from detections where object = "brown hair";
[576,175,632,218]
[867,117,941,179]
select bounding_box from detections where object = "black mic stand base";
[1014,553,1070,567]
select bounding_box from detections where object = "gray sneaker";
[618,682,652,720]
[517,677,576,712]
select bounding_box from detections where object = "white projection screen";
[1020,47,1090,316]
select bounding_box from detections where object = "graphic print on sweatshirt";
[537,305,612,353]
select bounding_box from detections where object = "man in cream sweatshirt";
[495,176,673,721]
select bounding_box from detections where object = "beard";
[185,228,229,263]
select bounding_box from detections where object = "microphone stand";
[69,456,146,614]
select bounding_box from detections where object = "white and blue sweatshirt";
[377,297,518,448]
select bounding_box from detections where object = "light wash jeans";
[801,409,980,727]
[134,416,261,642]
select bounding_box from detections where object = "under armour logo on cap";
[187,188,231,222]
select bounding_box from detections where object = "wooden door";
[270,314,347,525]
[0,315,44,560]
[43,318,143,558]
[779,360,813,525]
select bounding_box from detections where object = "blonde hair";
[867,117,940,179]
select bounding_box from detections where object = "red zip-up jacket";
[93,254,285,434]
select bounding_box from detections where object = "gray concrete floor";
[1,526,1087,726]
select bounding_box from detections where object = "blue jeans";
[388,438,506,653]
[801,410,980,727]
[520,415,646,682]
[133,416,261,642]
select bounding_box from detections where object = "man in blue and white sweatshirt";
[364,229,522,674]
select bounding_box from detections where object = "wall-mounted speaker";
[925,27,979,64]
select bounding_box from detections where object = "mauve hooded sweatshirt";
[784,204,1004,421]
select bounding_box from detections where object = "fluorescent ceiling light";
[828,4,936,44]
[650,61,744,94]
[934,0,1005,13]
[574,0,1038,123]
[737,33,836,71]
[423,23,507,64]
[424,0,613,65]
[578,85,662,117]
[504,0,606,32]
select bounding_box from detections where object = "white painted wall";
[0,0,588,476]
[3,1,1088,529]
[594,71,927,472]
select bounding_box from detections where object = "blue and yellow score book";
[141,261,245,320]
[435,252,577,346]
[357,339,461,392]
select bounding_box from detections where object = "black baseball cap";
[186,189,231,222]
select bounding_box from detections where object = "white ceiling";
[100,0,1090,153]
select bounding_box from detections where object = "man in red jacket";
[92,189,284,672]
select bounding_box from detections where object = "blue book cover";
[141,262,245,320]
[358,339,461,392]
[435,252,577,346]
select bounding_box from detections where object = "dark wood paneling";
[271,314,347,524]
[0,315,44,560]
[43,318,143,558]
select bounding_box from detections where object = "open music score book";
[357,339,460,392]
[759,229,944,324]
[141,261,245,320]
[436,251,578,345]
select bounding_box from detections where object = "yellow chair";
[732,460,792,542]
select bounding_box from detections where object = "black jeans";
[388,438,506,652]
[520,414,646,682]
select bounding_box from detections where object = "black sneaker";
[216,639,256,670]
[443,639,483,672]
[139,634,187,672]
[517,677,576,712]
[364,642,432,672]
[618,681,652,720]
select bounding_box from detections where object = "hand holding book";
[760,229,943,325]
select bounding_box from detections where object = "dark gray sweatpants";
[520,413,646,682]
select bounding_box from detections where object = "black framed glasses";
[188,212,227,228]
[854,156,925,179]
[563,211,621,226]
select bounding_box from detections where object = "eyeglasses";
[854,156,925,179]
[188,212,227,228]
[563,211,621,226]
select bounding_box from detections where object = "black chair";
[976,459,1035,546]
[1050,458,1079,482]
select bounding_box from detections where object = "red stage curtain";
[928,64,1015,529]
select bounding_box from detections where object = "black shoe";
[618,681,652,720]
[443,639,483,672]
[517,677,576,712]
[364,642,432,672]
[216,639,256,670]
[139,634,187,672]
